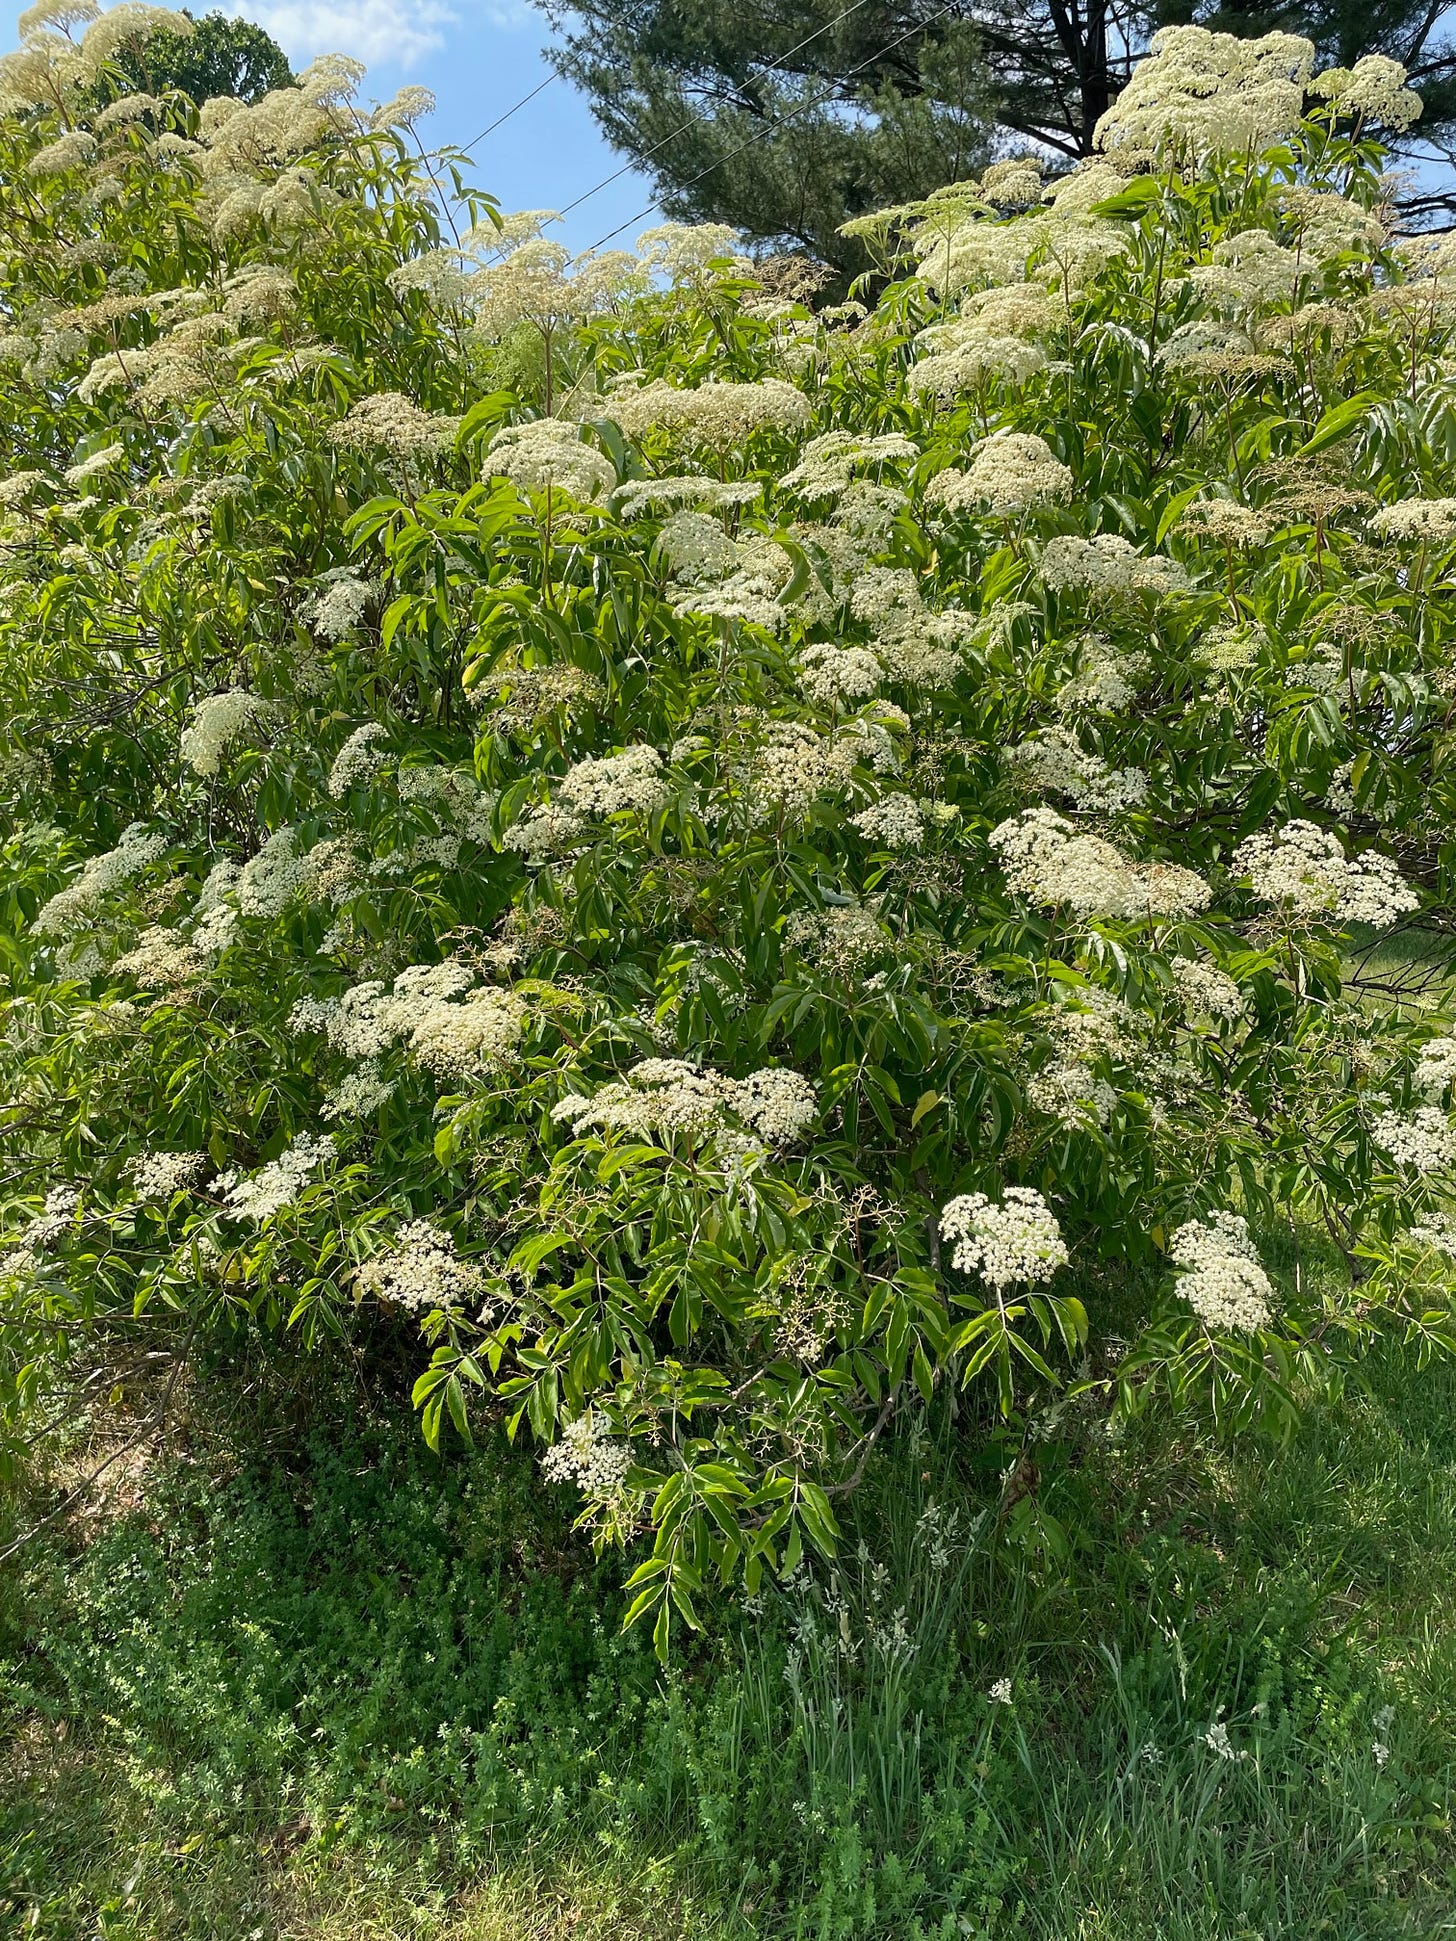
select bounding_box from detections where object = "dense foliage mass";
[3,7,1456,1649]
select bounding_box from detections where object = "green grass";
[4,1327,1456,1939]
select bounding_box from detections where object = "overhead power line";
[459,71,559,155]
[577,0,964,252]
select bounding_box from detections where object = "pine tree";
[540,0,1456,263]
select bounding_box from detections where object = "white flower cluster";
[328,722,389,797]
[506,744,670,855]
[780,430,917,499]
[330,391,459,460]
[303,573,374,642]
[1094,26,1314,157]
[1179,499,1269,546]
[540,1410,634,1502]
[552,1059,817,1148]
[797,642,884,707]
[1370,498,1456,543]
[487,419,616,503]
[33,823,166,935]
[1189,230,1301,310]
[786,903,889,976]
[1310,53,1422,129]
[909,315,1048,398]
[112,925,212,991]
[559,743,671,816]
[408,986,530,1083]
[850,793,925,850]
[1007,727,1149,812]
[1039,534,1189,600]
[321,1061,395,1122]
[991,807,1211,918]
[926,433,1074,515]
[1055,636,1151,715]
[216,1132,335,1222]
[1372,1106,1456,1174]
[128,1150,210,1200]
[237,827,307,916]
[1234,820,1418,925]
[939,1186,1069,1290]
[608,376,811,449]
[356,1220,486,1315]
[1170,1210,1274,1332]
[1169,956,1246,1024]
[1414,1034,1456,1100]
[179,689,264,778]
[294,963,529,1085]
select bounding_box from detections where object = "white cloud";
[218,0,458,71]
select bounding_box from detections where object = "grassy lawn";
[3,1315,1455,1941]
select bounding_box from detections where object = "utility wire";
[578,0,964,252]
[449,0,887,232]
[459,71,559,155]
[549,0,882,220]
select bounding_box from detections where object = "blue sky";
[1,0,656,253]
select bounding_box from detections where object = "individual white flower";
[988,1677,1013,1704]
[939,1186,1068,1290]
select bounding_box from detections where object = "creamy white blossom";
[1234,820,1418,925]
[1170,1210,1274,1332]
[939,1186,1069,1290]
[216,1132,334,1221]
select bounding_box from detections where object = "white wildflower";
[991,807,1210,919]
[926,433,1073,515]
[1171,1210,1273,1332]
[328,723,389,797]
[1234,820,1418,925]
[356,1219,485,1315]
[1372,1106,1456,1174]
[33,823,166,935]
[180,689,264,777]
[540,1410,634,1500]
[218,1132,334,1221]
[128,1151,210,1199]
[939,1186,1068,1290]
[1169,957,1246,1024]
[850,793,925,849]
